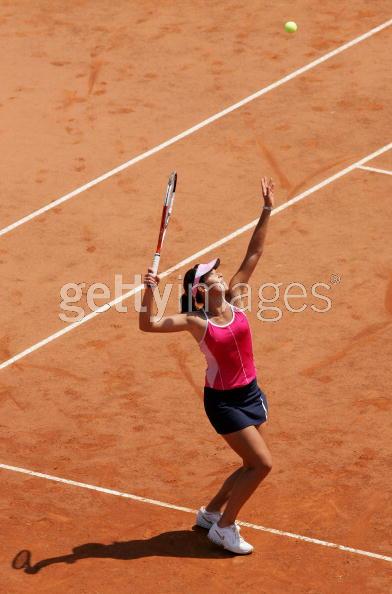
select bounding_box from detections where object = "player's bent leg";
[218,425,272,526]
[207,425,271,554]
[202,421,270,519]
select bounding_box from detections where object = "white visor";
[191,258,220,297]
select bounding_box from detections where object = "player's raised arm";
[228,177,275,297]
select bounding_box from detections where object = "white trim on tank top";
[198,303,237,344]
[205,302,235,328]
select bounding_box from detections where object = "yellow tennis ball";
[285,21,298,33]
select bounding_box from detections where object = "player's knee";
[254,455,272,476]
[245,455,272,477]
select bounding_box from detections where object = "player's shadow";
[12,526,234,574]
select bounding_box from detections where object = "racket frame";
[151,171,177,276]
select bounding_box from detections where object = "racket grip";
[151,253,160,276]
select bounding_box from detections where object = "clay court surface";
[1,1,392,592]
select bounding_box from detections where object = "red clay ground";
[0,1,391,593]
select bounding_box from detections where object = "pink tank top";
[199,304,257,390]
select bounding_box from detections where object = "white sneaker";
[196,506,222,529]
[208,521,254,554]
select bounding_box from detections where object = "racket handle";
[151,253,160,276]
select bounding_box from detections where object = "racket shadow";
[12,526,234,573]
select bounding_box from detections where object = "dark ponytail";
[180,265,205,313]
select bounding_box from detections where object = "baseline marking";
[1,462,391,563]
[357,165,392,176]
[0,19,391,239]
[0,142,390,372]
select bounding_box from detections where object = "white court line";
[357,165,392,176]
[0,141,390,371]
[0,18,391,239]
[1,462,391,563]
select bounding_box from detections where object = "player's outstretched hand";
[144,268,160,288]
[261,176,275,208]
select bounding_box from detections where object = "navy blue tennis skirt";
[203,378,269,435]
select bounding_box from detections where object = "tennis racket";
[151,171,177,277]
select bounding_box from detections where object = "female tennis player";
[139,177,274,554]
